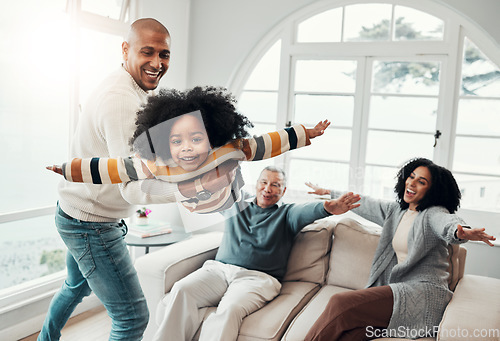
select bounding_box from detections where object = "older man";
[153,166,361,341]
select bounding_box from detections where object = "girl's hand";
[307,120,331,139]
[305,182,331,196]
[457,224,496,246]
[46,165,63,176]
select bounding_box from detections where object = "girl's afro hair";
[130,86,253,160]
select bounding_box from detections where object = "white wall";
[140,0,191,90]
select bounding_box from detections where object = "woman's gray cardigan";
[332,191,467,338]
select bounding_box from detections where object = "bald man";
[38,18,175,340]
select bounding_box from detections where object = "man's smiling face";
[122,28,171,91]
[255,169,286,208]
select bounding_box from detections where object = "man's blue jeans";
[38,206,149,340]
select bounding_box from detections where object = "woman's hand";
[307,120,331,139]
[305,182,331,196]
[323,192,361,215]
[46,165,63,176]
[457,224,497,246]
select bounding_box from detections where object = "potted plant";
[136,207,152,225]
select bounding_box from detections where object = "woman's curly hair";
[394,157,461,213]
[130,86,253,160]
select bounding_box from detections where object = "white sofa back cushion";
[283,217,336,284]
[326,218,466,291]
[326,218,381,290]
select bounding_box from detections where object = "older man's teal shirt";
[215,193,330,280]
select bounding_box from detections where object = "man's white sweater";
[58,67,176,222]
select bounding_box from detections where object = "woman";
[305,157,496,340]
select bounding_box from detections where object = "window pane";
[295,60,357,93]
[372,61,441,95]
[81,0,124,20]
[453,136,500,175]
[248,123,277,137]
[364,165,398,200]
[0,215,66,290]
[455,173,500,213]
[297,8,342,43]
[295,94,354,127]
[240,160,274,193]
[238,91,278,124]
[239,123,277,190]
[244,40,281,91]
[292,128,351,161]
[369,96,437,132]
[394,6,444,41]
[80,28,124,105]
[344,4,392,41]
[461,38,500,97]
[456,99,500,136]
[288,159,350,192]
[366,131,434,166]
[0,1,69,213]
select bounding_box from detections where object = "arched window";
[231,1,500,227]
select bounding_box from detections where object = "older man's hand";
[323,192,361,215]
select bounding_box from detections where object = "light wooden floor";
[21,306,111,341]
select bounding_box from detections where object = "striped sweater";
[60,124,310,213]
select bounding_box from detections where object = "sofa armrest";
[135,231,223,295]
[438,274,500,341]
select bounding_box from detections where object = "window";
[0,0,135,297]
[238,41,282,185]
[233,1,500,234]
[0,0,70,292]
[81,0,127,20]
[454,38,500,212]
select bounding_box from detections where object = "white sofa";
[135,216,500,341]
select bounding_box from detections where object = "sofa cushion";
[326,218,381,290]
[324,218,464,291]
[283,285,351,341]
[284,284,435,341]
[283,217,336,284]
[189,282,321,341]
[439,274,500,341]
[238,281,320,341]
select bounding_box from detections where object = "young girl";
[305,157,496,340]
[48,86,329,213]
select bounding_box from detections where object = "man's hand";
[305,182,331,196]
[456,224,496,246]
[46,165,63,176]
[323,192,361,215]
[307,119,331,139]
[178,160,239,198]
